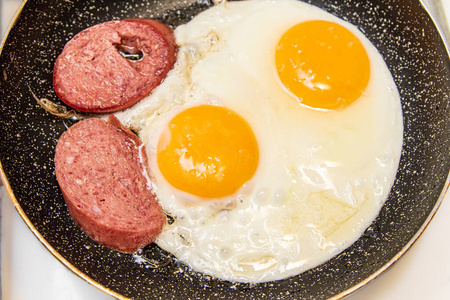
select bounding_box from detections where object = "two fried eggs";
[115,0,403,283]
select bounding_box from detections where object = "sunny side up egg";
[114,0,403,283]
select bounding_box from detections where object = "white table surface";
[1,0,450,299]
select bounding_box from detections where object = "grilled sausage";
[54,115,166,253]
[53,19,177,113]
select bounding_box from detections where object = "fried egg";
[115,0,403,283]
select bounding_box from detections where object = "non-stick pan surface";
[1,0,449,299]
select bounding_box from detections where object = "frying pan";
[1,0,449,299]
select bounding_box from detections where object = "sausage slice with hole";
[53,19,177,113]
[54,115,166,253]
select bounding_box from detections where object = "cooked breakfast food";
[116,0,403,282]
[53,19,177,113]
[54,115,165,253]
[53,0,403,283]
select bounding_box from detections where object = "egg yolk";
[276,20,370,110]
[157,105,259,198]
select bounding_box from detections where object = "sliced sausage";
[53,19,177,113]
[54,115,166,253]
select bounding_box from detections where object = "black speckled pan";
[1,0,449,299]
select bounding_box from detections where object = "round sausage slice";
[54,115,166,253]
[53,19,177,113]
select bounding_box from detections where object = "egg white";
[115,0,403,283]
